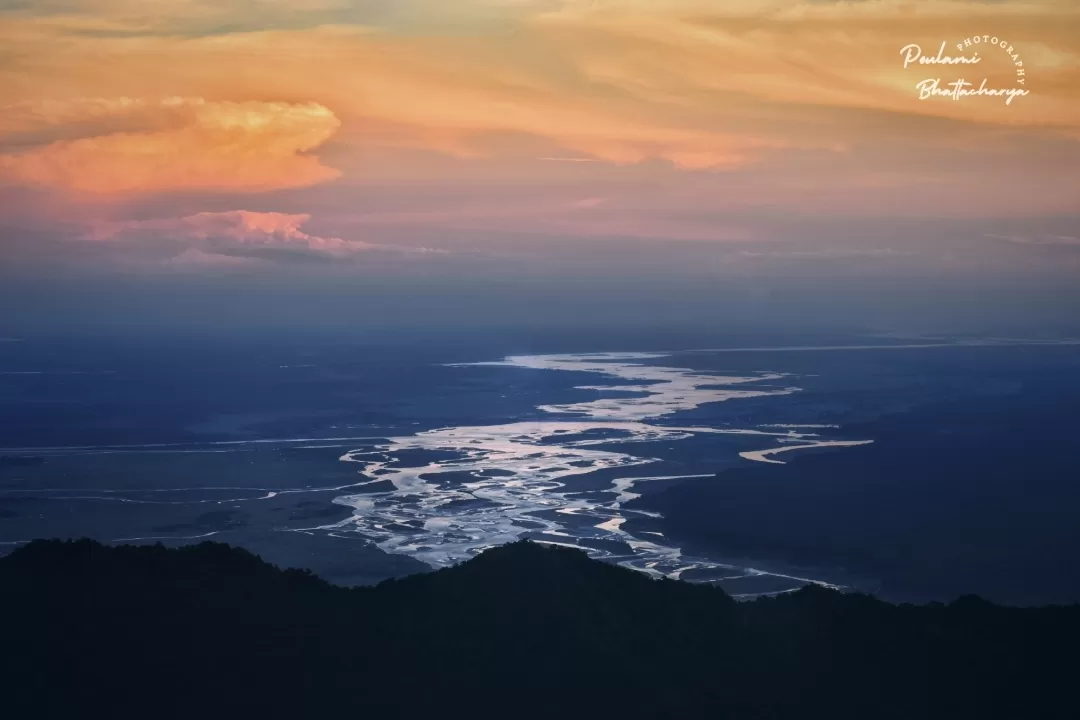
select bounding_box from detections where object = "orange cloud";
[0,99,341,194]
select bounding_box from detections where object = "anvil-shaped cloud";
[0,98,341,194]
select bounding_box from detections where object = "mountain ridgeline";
[1,539,1077,719]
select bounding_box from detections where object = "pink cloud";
[90,210,385,264]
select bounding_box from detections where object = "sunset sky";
[1,0,1078,332]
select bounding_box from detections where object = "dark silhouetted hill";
[1,539,1077,719]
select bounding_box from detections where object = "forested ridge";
[2,539,1077,719]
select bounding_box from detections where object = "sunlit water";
[311,353,873,595]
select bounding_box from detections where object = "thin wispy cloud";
[987,233,1080,247]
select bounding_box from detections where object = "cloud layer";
[0,0,1077,275]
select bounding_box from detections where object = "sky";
[1,0,1078,333]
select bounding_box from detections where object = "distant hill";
[1,539,1077,719]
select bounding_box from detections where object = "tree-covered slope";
[1,539,1077,719]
